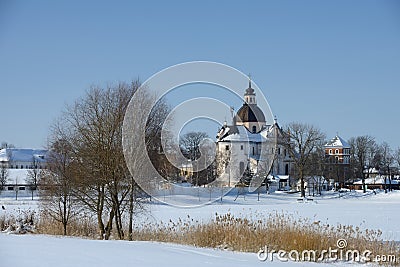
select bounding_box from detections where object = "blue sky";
[0,0,399,149]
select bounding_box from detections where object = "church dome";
[236,103,265,123]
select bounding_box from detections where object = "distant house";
[324,135,351,184]
[0,169,34,197]
[0,148,48,169]
[266,174,290,192]
[353,176,399,190]
[0,148,48,198]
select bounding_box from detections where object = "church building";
[215,79,293,188]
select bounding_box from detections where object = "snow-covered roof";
[325,135,350,148]
[0,148,48,163]
[217,124,275,143]
[354,177,399,185]
[217,125,263,142]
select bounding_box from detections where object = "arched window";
[252,126,257,133]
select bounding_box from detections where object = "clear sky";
[1,0,399,149]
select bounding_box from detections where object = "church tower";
[235,77,266,133]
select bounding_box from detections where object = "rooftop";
[325,135,350,148]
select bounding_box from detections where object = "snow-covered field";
[1,234,352,267]
[0,189,399,267]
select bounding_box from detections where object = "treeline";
[281,123,400,197]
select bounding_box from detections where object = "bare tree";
[26,156,42,200]
[40,139,80,235]
[282,122,326,198]
[395,147,400,170]
[145,97,177,181]
[124,88,172,240]
[179,132,209,161]
[348,135,376,193]
[0,162,8,192]
[375,142,393,192]
[48,80,172,240]
[1,142,15,149]
[1,144,11,191]
[54,82,137,240]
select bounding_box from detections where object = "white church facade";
[215,79,293,189]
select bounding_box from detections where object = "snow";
[0,190,399,266]
[219,125,265,142]
[2,169,30,185]
[0,234,350,267]
[144,190,400,241]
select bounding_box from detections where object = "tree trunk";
[113,192,124,240]
[96,185,105,239]
[128,181,134,241]
[362,176,366,193]
[63,221,67,235]
[63,196,68,235]
[104,208,115,240]
[300,169,305,198]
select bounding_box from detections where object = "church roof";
[236,103,265,123]
[217,124,275,142]
[325,135,350,148]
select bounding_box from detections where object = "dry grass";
[36,211,98,238]
[131,212,399,264]
[1,210,398,264]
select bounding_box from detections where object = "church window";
[252,147,255,155]
[225,145,229,151]
[240,145,243,150]
[252,126,256,133]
